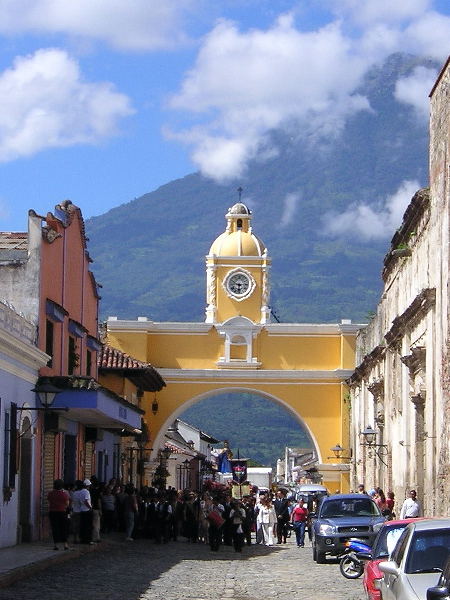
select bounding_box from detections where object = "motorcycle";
[338,538,372,579]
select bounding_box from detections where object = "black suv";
[311,493,385,563]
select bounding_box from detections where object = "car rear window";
[320,498,380,517]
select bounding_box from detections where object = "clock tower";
[205,202,271,324]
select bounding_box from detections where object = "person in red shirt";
[291,497,308,548]
[47,479,70,550]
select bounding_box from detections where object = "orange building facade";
[0,201,164,545]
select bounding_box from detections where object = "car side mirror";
[427,587,450,600]
[379,561,400,577]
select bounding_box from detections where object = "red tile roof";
[98,345,166,392]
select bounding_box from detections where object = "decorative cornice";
[385,288,436,349]
[157,368,354,383]
[401,346,426,374]
[367,379,385,400]
[348,345,385,384]
[382,187,430,281]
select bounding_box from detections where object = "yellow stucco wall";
[107,325,354,371]
[106,319,358,493]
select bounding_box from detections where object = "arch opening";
[153,388,323,477]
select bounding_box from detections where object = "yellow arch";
[106,202,359,493]
[107,318,358,492]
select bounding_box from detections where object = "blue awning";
[51,388,143,432]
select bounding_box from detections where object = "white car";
[379,519,450,600]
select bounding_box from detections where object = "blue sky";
[1,0,450,233]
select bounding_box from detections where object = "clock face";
[227,272,250,296]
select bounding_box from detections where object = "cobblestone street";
[0,534,365,600]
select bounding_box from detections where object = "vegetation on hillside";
[180,394,311,468]
[87,53,433,326]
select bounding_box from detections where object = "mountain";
[86,53,434,326]
[85,53,436,467]
[180,393,311,468]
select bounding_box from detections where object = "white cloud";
[329,0,431,26]
[0,48,134,162]
[169,15,371,181]
[165,3,450,182]
[395,66,438,120]
[321,180,420,241]
[280,192,301,228]
[402,11,450,59]
[0,0,195,50]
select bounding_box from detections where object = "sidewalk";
[0,538,106,588]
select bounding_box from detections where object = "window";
[45,319,54,367]
[68,336,79,375]
[86,349,92,376]
[3,404,17,491]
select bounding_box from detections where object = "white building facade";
[0,301,49,546]
[348,58,450,516]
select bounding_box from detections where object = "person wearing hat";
[72,479,94,544]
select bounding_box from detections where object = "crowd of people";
[47,478,308,553]
[355,484,422,519]
[48,477,423,552]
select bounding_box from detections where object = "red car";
[362,519,423,600]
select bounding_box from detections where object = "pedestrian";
[101,484,117,532]
[375,487,388,512]
[273,490,290,544]
[254,493,266,544]
[229,499,246,552]
[145,492,158,539]
[198,492,212,543]
[183,492,199,543]
[385,491,395,518]
[242,495,254,546]
[47,479,70,551]
[114,484,127,532]
[399,489,422,519]
[291,497,308,548]
[154,491,173,544]
[222,491,234,546]
[124,485,138,541]
[170,490,185,542]
[72,479,94,545]
[357,483,367,494]
[89,476,102,543]
[208,496,225,552]
[257,496,276,546]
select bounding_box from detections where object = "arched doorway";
[18,416,33,542]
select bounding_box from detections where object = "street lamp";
[360,425,388,466]
[160,447,172,463]
[183,459,190,489]
[328,444,352,460]
[30,379,62,409]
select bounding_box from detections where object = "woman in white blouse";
[256,496,277,546]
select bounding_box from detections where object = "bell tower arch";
[205,202,271,325]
